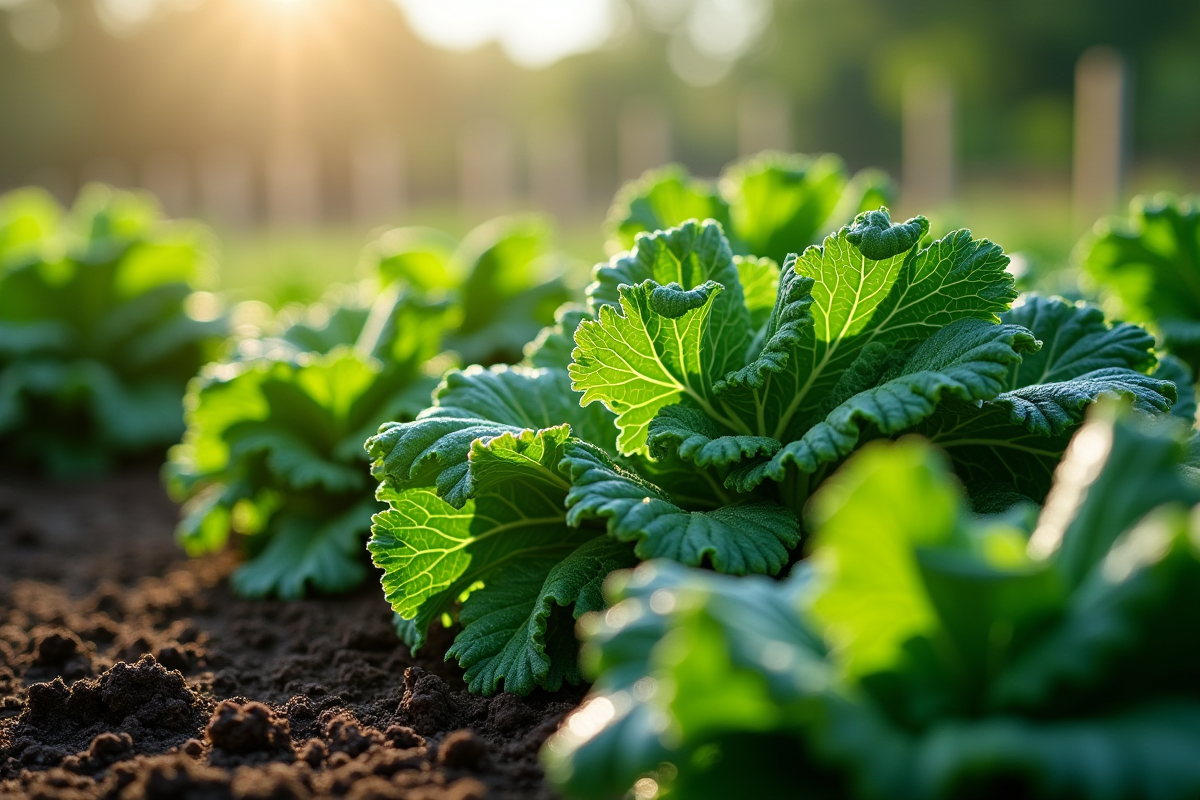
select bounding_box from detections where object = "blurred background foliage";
[0,0,1196,303]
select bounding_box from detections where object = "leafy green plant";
[365,208,1176,696]
[543,403,1200,800]
[1082,194,1200,374]
[364,214,574,365]
[607,151,891,263]
[167,215,573,599]
[0,184,225,475]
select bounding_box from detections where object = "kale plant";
[607,151,891,263]
[544,404,1200,800]
[1082,194,1200,375]
[366,208,1177,696]
[167,216,571,599]
[0,185,225,475]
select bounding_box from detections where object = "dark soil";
[0,470,580,799]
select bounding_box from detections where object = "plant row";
[1,156,1199,798]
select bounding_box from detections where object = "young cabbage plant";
[607,151,892,263]
[167,215,574,599]
[364,214,574,365]
[366,209,1177,696]
[544,404,1200,800]
[1082,194,1200,375]
[166,291,453,599]
[0,185,225,475]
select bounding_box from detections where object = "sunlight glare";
[393,0,618,68]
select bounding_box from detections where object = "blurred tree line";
[0,0,1196,215]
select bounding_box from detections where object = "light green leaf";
[722,152,878,265]
[1082,195,1200,361]
[368,426,590,652]
[735,255,781,332]
[604,165,730,254]
[804,439,960,680]
[721,215,1016,444]
[572,279,739,456]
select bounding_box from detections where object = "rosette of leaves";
[544,404,1200,800]
[365,210,1176,696]
[168,214,574,599]
[0,184,225,475]
[606,151,892,263]
[1082,194,1200,375]
[363,214,574,365]
[166,290,454,599]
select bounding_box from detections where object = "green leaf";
[587,221,750,350]
[561,442,800,575]
[450,214,572,365]
[1155,354,1197,422]
[545,561,833,800]
[604,165,730,254]
[231,499,377,600]
[169,348,418,598]
[0,184,224,475]
[719,219,1016,446]
[722,152,892,265]
[368,426,591,655]
[367,364,613,505]
[735,255,781,332]
[226,421,368,493]
[846,208,928,261]
[804,438,960,680]
[752,319,1039,485]
[448,536,637,695]
[648,403,780,469]
[571,279,736,456]
[907,299,1177,503]
[1082,195,1200,365]
[1001,295,1158,383]
[1027,405,1200,589]
[523,304,592,370]
[366,226,459,290]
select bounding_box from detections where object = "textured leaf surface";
[719,220,1016,444]
[749,319,1038,487]
[367,364,613,506]
[571,280,736,456]
[448,536,637,695]
[369,427,592,656]
[561,442,800,575]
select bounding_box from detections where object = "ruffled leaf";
[561,442,800,576]
[448,536,637,696]
[571,279,731,456]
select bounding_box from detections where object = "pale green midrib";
[770,248,876,440]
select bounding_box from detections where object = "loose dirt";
[0,469,578,799]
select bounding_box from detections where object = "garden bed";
[0,469,576,800]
